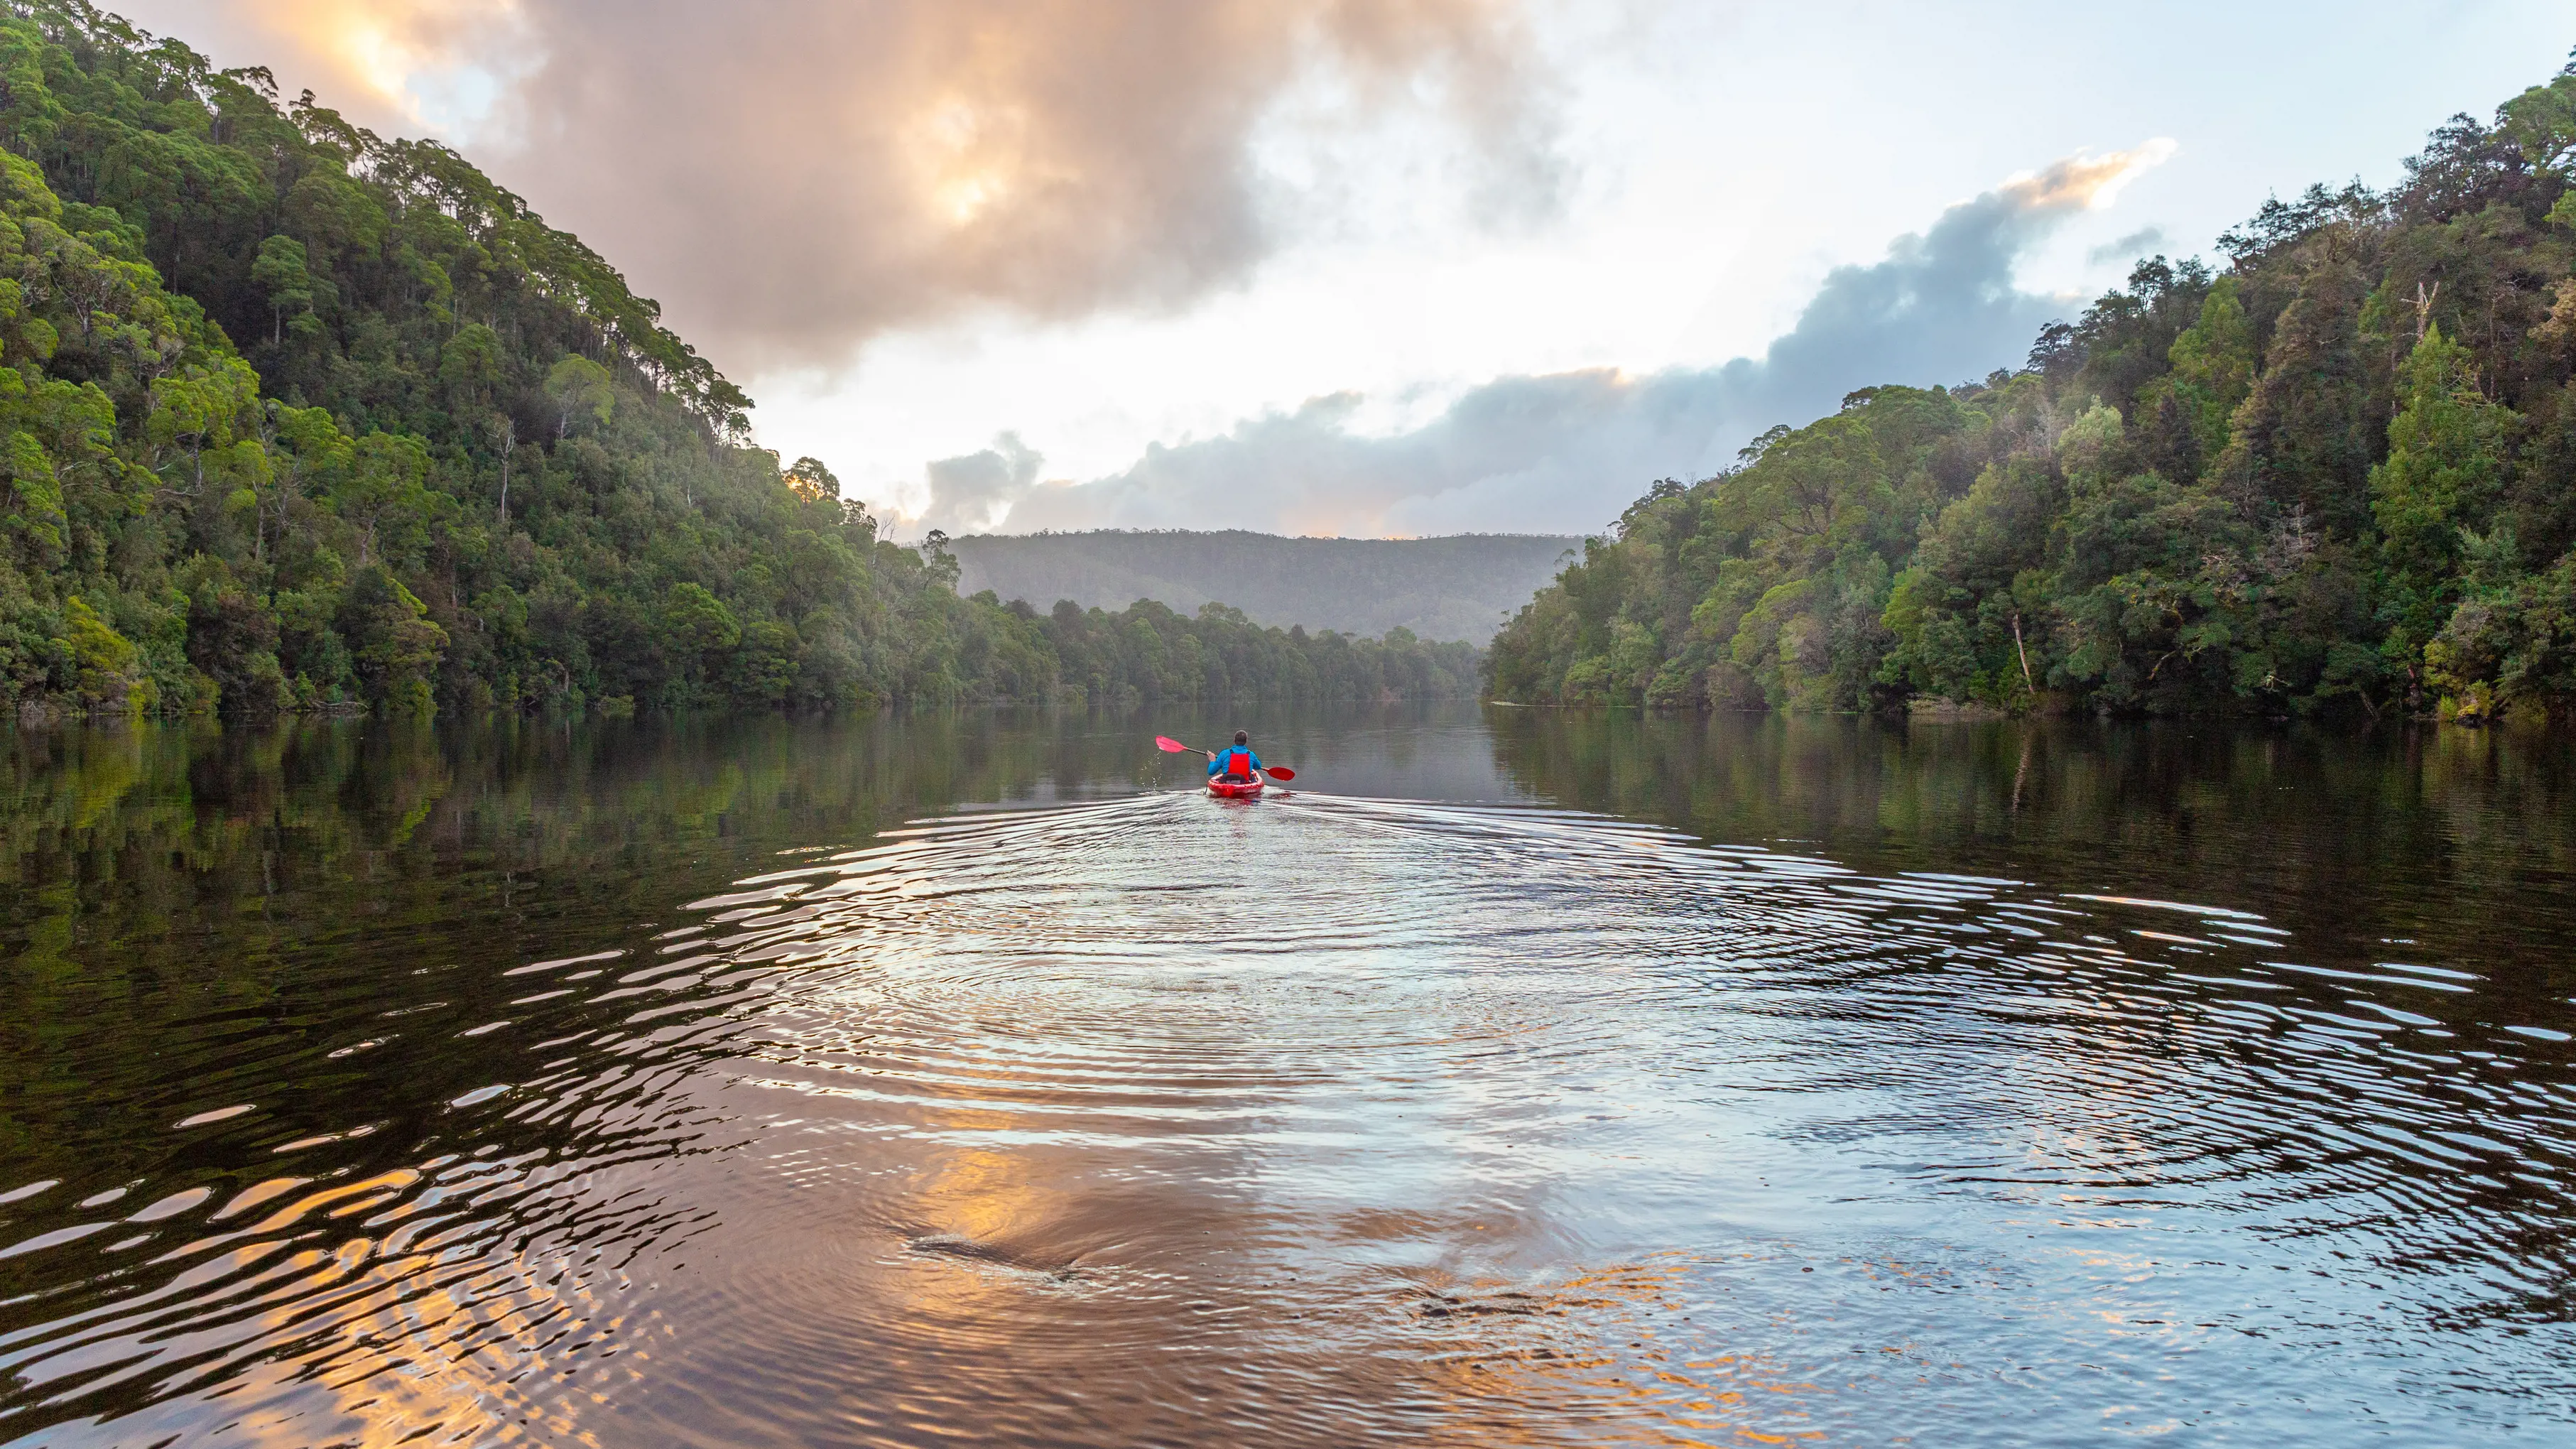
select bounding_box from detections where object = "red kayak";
[1207,777,1264,799]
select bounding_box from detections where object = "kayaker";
[1207,731,1264,781]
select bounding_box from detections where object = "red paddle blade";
[1153,737,1192,753]
[1265,766,1295,781]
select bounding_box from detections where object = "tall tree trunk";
[495,415,516,529]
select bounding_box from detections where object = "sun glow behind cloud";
[107,0,2576,538]
[118,0,1545,384]
[2000,140,2182,215]
[222,0,530,140]
[907,95,1039,230]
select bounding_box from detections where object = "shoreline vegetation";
[1487,56,2576,725]
[951,531,1580,646]
[0,2,1477,724]
[12,4,2576,728]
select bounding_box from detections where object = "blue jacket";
[1208,747,1264,779]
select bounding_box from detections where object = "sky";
[114,1,2576,537]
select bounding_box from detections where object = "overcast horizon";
[116,1,2576,538]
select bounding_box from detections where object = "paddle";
[1154,737,1295,782]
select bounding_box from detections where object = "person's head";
[1234,730,1249,746]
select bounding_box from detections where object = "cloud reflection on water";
[0,710,2570,1444]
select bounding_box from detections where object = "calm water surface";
[0,706,2570,1445]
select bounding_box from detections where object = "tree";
[181,558,283,714]
[328,432,435,566]
[545,354,615,439]
[146,359,261,495]
[2499,55,2576,177]
[784,455,839,503]
[253,402,349,565]
[438,323,505,414]
[62,596,152,713]
[0,1,1589,721]
[249,234,315,342]
[2157,276,2257,465]
[2211,257,2374,533]
[2371,325,2516,684]
[337,564,447,715]
[661,582,740,693]
[0,367,116,563]
[491,411,516,528]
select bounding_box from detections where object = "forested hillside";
[0,1,1470,717]
[953,531,1577,644]
[1490,58,2576,722]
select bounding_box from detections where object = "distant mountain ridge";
[952,531,1582,644]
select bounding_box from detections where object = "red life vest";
[1219,748,1256,780]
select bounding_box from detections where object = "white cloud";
[915,143,2174,537]
[124,0,1567,371]
[112,0,2576,538]
[916,434,1045,536]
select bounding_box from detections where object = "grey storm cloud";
[121,0,1569,371]
[952,146,2171,538]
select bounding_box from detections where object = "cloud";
[115,0,533,137]
[124,0,1565,371]
[2087,227,2170,266]
[924,143,2176,538]
[918,433,1045,537]
[1999,141,2173,212]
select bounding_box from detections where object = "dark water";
[1,706,2570,1446]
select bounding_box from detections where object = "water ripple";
[2,788,2570,1444]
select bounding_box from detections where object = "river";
[0,706,2569,1445]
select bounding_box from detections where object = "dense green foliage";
[0,1,1470,719]
[993,595,1480,706]
[953,530,1580,644]
[1491,58,2576,722]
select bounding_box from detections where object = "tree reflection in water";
[0,706,2567,1445]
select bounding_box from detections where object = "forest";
[952,531,1577,644]
[0,1,1472,719]
[1489,56,2576,722]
